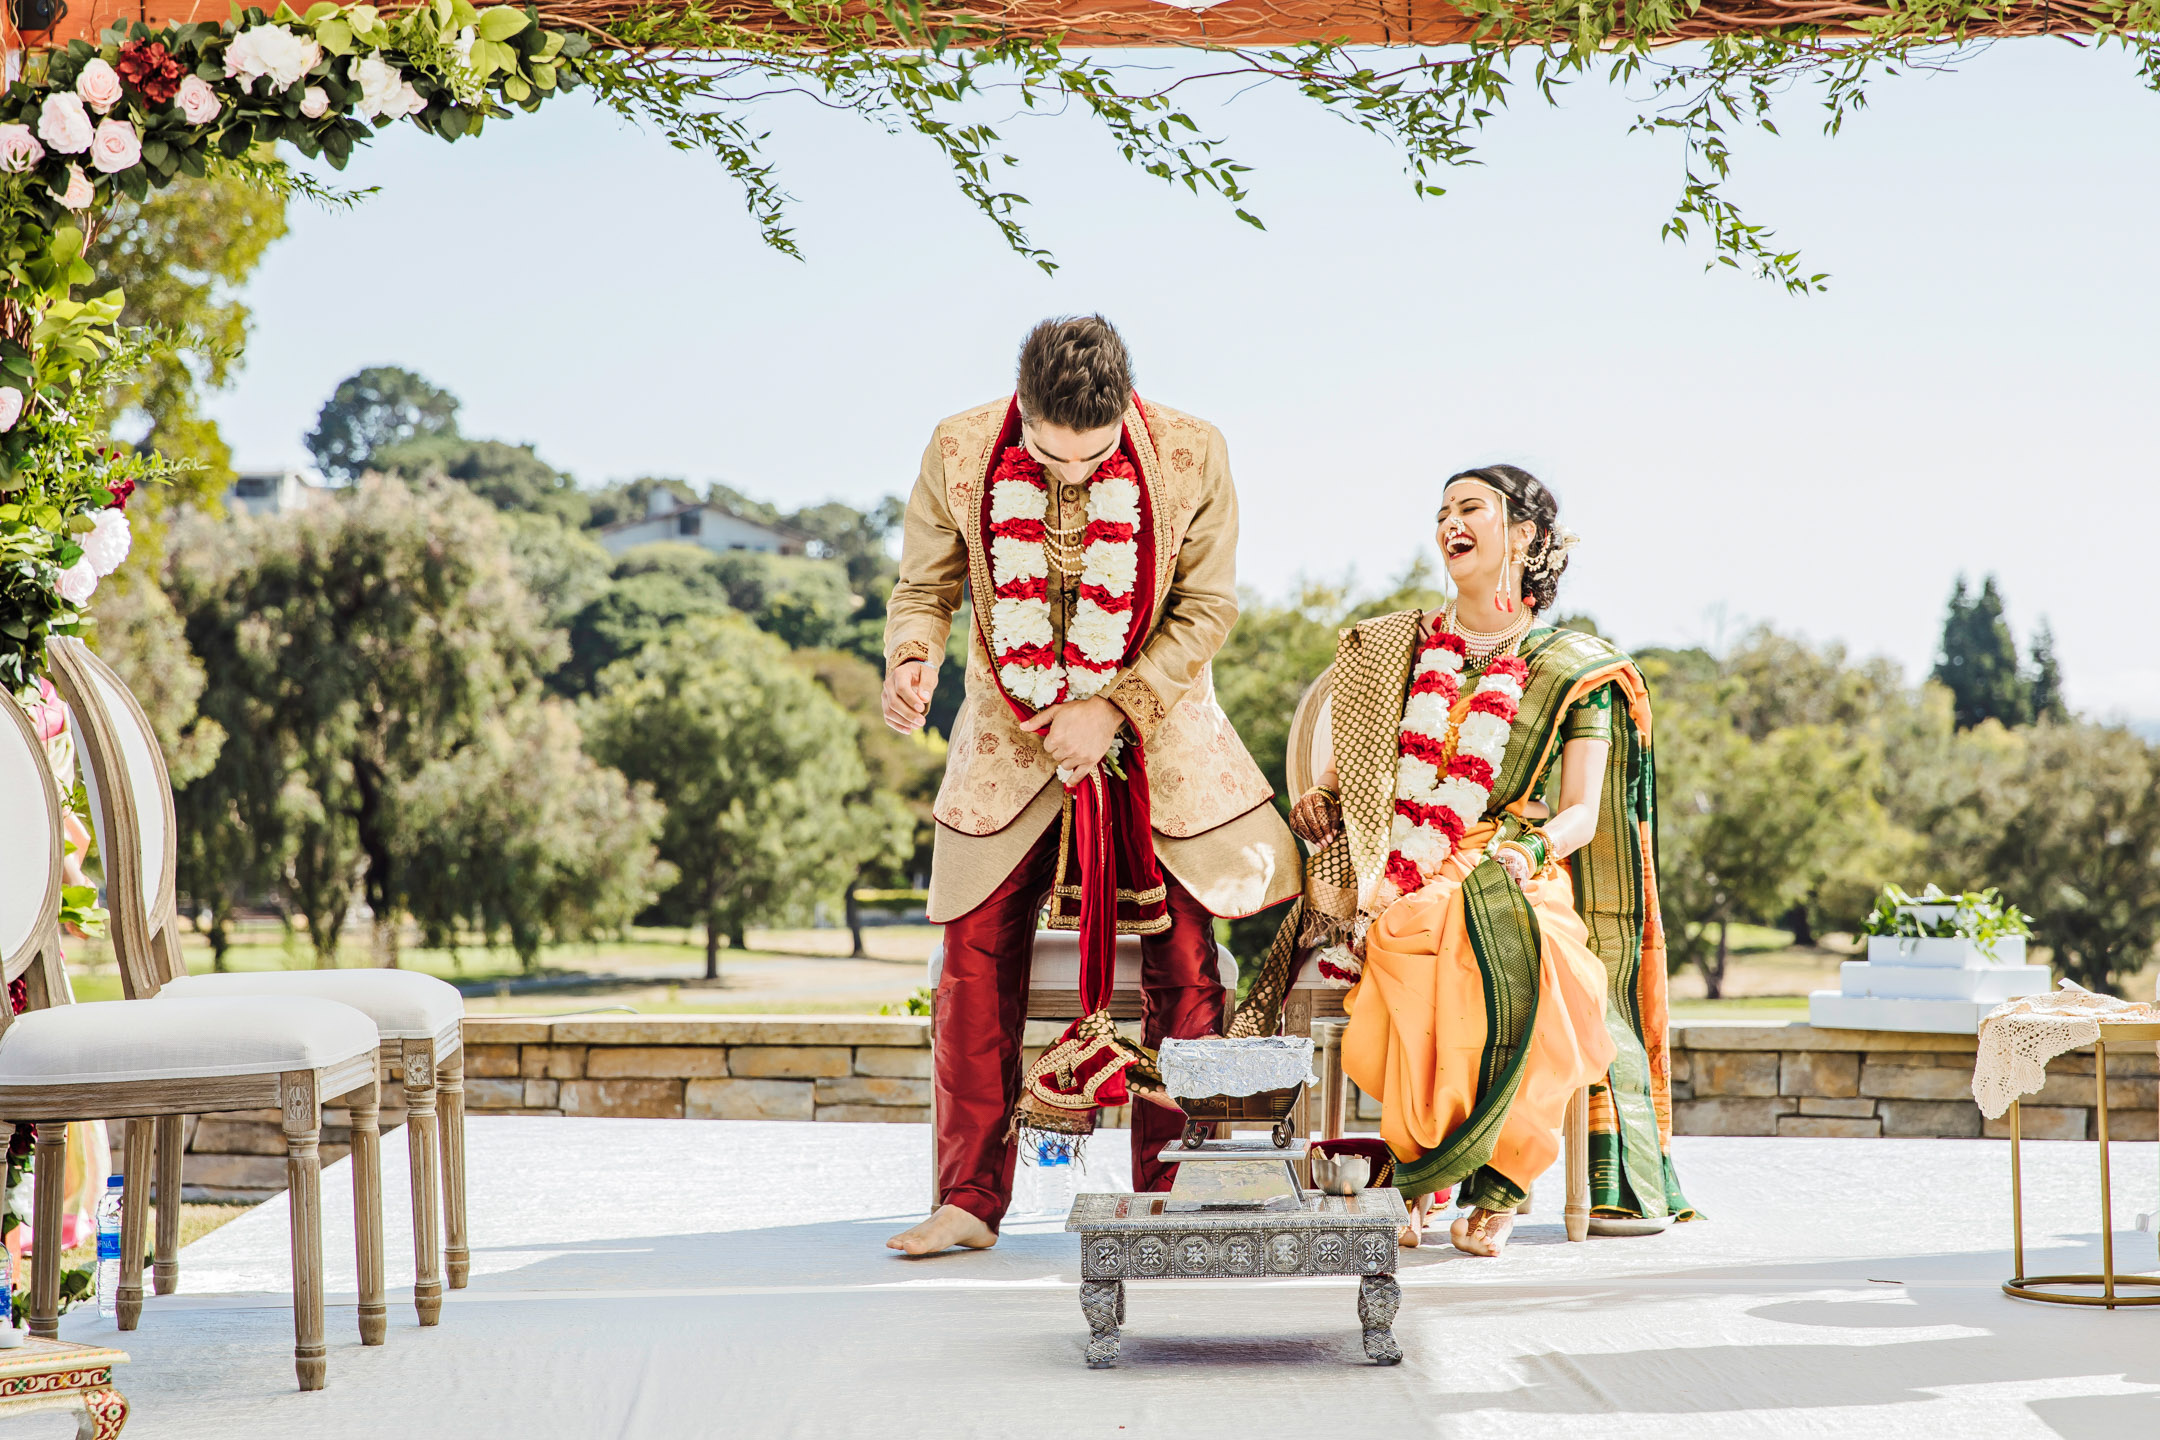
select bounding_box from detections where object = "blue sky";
[205,40,2160,717]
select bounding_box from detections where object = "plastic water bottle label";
[96,1230,120,1261]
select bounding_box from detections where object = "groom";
[882,315,1298,1256]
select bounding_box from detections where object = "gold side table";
[2004,1017,2160,1308]
[0,1335,131,1436]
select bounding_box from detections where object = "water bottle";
[94,1175,123,1318]
[1029,1136,1077,1221]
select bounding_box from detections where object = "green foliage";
[583,476,699,530]
[499,511,613,628]
[398,697,673,968]
[371,434,588,525]
[582,615,912,977]
[1934,575,2034,730]
[165,477,561,963]
[305,365,460,482]
[1860,883,2031,957]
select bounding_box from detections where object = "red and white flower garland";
[985,444,1143,713]
[1315,631,1530,985]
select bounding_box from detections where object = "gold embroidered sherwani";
[884,396,1300,923]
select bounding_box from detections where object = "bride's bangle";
[1302,785,1340,805]
[1496,841,1537,877]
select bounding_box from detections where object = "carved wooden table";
[1065,1188,1409,1368]
[0,1336,130,1436]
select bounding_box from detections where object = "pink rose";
[175,75,221,126]
[50,164,93,211]
[300,86,329,119]
[0,124,43,174]
[37,92,92,154]
[75,58,124,116]
[89,119,140,175]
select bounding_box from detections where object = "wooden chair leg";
[437,1045,469,1290]
[401,1040,443,1327]
[153,1114,182,1296]
[282,1071,327,1392]
[1564,1084,1591,1243]
[1317,1020,1347,1142]
[29,1128,65,1339]
[346,1074,386,1345]
[116,1120,152,1330]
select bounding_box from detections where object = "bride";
[1250,464,1691,1255]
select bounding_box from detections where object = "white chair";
[924,931,1239,1206]
[1,691,386,1390]
[1282,667,1591,1241]
[48,637,472,1316]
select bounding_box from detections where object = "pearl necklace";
[1444,604,1534,663]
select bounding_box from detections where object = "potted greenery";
[1860,884,2031,967]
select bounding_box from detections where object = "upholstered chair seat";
[159,970,463,1042]
[0,996,378,1087]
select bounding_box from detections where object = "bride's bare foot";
[1399,1192,1434,1248]
[887,1204,998,1257]
[1448,1207,1516,1257]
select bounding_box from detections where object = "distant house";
[596,492,809,559]
[225,468,328,517]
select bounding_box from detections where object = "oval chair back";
[0,692,69,1014]
[1284,666,1332,801]
[47,638,183,998]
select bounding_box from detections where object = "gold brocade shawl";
[1231,613,1691,1219]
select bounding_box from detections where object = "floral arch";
[0,0,2157,691]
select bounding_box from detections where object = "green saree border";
[1391,861,1543,1201]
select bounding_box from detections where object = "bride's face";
[1435,481,1532,590]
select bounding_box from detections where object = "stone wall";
[167,1016,2154,1200]
[1666,1022,2157,1142]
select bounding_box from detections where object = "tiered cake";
[1809,890,2048,1034]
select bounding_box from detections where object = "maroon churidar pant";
[933,824,1223,1231]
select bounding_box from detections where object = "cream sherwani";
[884,396,1299,923]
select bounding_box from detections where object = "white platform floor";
[15,1118,2160,1439]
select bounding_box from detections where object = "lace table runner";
[1971,982,2160,1120]
[1158,1037,1318,1099]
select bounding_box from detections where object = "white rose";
[1080,538,1137,594]
[226,25,320,90]
[175,75,222,126]
[55,557,99,606]
[353,54,405,120]
[51,164,93,211]
[989,534,1048,581]
[1064,667,1116,701]
[82,507,132,577]
[0,124,43,174]
[300,86,330,119]
[392,81,426,119]
[0,386,22,432]
[74,58,124,115]
[1479,671,1525,704]
[989,596,1052,650]
[37,92,92,154]
[1456,710,1512,759]
[1085,475,1141,527]
[988,478,1047,524]
[1432,777,1487,827]
[88,119,140,175]
[1414,646,1464,677]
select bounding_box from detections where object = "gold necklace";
[1446,604,1532,661]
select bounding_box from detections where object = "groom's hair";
[1017,316,1132,432]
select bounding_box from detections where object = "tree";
[2027,621,2068,723]
[305,367,460,483]
[167,479,560,964]
[582,617,899,979]
[373,434,590,527]
[1934,576,2032,730]
[398,699,673,969]
[559,547,736,696]
[583,477,699,530]
[500,513,615,631]
[1979,723,2160,995]
[95,175,290,514]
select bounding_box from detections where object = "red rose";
[1398,729,1450,767]
[1409,669,1460,699]
[1467,689,1519,720]
[105,476,136,509]
[1384,853,1424,895]
[1432,632,1469,658]
[1484,655,1529,683]
[117,39,185,107]
[1446,753,1494,788]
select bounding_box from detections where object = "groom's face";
[1023,419,1122,487]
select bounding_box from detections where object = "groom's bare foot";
[887,1204,997,1256]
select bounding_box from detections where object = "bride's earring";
[1493,497,1514,613]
